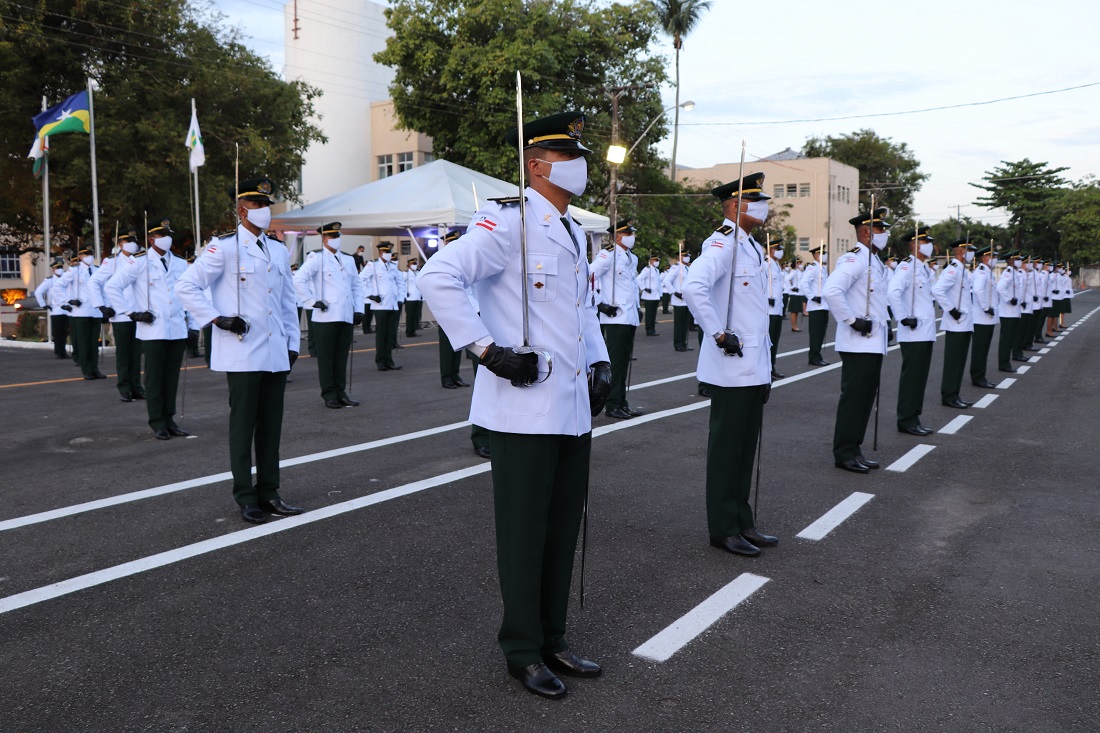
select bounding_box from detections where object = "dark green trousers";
[70,316,100,377]
[361,308,374,334]
[1016,312,1034,352]
[142,339,186,431]
[186,329,200,357]
[405,300,423,336]
[706,385,766,537]
[833,352,882,463]
[374,310,398,366]
[768,314,782,368]
[602,324,635,410]
[998,317,1019,368]
[970,324,994,384]
[897,341,934,429]
[660,292,670,313]
[673,305,689,350]
[306,309,317,357]
[312,320,353,401]
[50,314,69,357]
[1034,308,1047,339]
[808,310,829,363]
[392,302,403,348]
[486,430,590,667]
[202,324,213,368]
[113,320,142,398]
[471,424,490,450]
[226,371,287,506]
[643,299,659,335]
[438,327,463,384]
[940,331,972,403]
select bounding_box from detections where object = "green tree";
[0,0,324,256]
[650,0,711,181]
[971,159,1069,254]
[927,217,1010,252]
[802,129,928,221]
[1050,178,1100,265]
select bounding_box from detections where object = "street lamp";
[606,100,694,169]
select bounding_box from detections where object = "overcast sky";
[220,0,1100,226]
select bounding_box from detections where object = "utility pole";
[605,84,655,253]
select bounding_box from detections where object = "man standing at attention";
[593,218,642,419]
[801,244,831,367]
[888,227,938,436]
[637,252,663,337]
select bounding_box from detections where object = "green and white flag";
[185,107,205,170]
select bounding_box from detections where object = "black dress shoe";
[93,371,107,379]
[605,407,634,420]
[132,392,146,400]
[167,425,190,437]
[508,663,566,700]
[809,358,830,366]
[916,425,934,435]
[835,458,870,474]
[710,535,761,557]
[442,381,458,389]
[674,346,686,352]
[647,332,661,336]
[386,363,403,370]
[453,376,470,387]
[338,397,360,407]
[258,498,305,516]
[959,398,974,407]
[154,428,171,440]
[325,398,344,408]
[898,425,930,436]
[740,528,779,547]
[1012,356,1029,362]
[475,446,491,459]
[855,455,880,469]
[771,370,786,380]
[998,367,1017,373]
[119,394,133,402]
[941,398,969,409]
[394,343,404,349]
[544,649,602,678]
[1034,337,1046,343]
[1023,347,1039,352]
[698,385,712,398]
[240,504,268,524]
[624,406,643,417]
[83,374,99,380]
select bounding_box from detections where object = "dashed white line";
[1045,341,1058,347]
[1029,356,1042,363]
[632,573,770,662]
[1038,348,1051,354]
[938,415,973,435]
[997,378,1017,389]
[972,394,999,409]
[796,492,875,541]
[886,444,936,472]
[1015,365,1031,374]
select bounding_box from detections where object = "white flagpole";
[41,96,52,345]
[87,78,101,263]
[191,99,201,248]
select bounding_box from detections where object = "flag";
[185,108,205,170]
[28,90,91,177]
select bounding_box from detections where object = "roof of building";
[759,147,804,161]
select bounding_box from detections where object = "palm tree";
[651,0,712,181]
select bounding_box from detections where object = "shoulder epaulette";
[849,247,860,254]
[948,261,959,267]
[904,255,914,262]
[134,250,147,258]
[487,196,523,206]
[214,229,235,239]
[716,224,735,235]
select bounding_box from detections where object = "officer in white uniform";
[996,250,1025,370]
[593,218,641,419]
[107,217,190,438]
[636,252,663,336]
[418,112,611,701]
[786,260,805,331]
[404,256,424,337]
[1033,260,1051,344]
[684,172,779,558]
[435,230,472,390]
[801,245,831,367]
[931,239,977,408]
[763,238,786,378]
[968,245,999,388]
[664,252,692,351]
[175,176,304,525]
[1017,255,1038,353]
[1050,262,1069,331]
[91,231,145,401]
[294,222,365,408]
[360,242,404,371]
[35,258,71,359]
[59,248,105,379]
[823,209,891,473]
[889,227,938,435]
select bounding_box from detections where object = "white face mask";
[871,231,889,250]
[1024,262,1033,271]
[964,251,975,263]
[244,205,272,230]
[82,255,94,266]
[682,255,691,264]
[990,258,998,267]
[1013,259,1022,268]
[154,235,172,251]
[773,249,784,260]
[409,264,418,271]
[620,234,635,249]
[888,261,897,270]
[918,243,933,258]
[796,263,804,271]
[122,242,138,254]
[537,156,588,197]
[327,236,341,250]
[650,261,659,268]
[381,252,392,262]
[744,199,769,222]
[821,254,829,264]
[53,268,63,276]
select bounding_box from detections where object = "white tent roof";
[270,159,609,236]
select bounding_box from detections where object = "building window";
[377,154,393,179]
[799,183,811,197]
[400,240,412,256]
[773,184,784,199]
[798,238,810,251]
[0,252,19,277]
[397,152,414,173]
[422,151,436,164]
[786,183,797,197]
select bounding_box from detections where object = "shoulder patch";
[487,196,523,206]
[716,224,735,235]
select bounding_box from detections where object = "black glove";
[68,299,82,307]
[480,343,539,387]
[60,304,72,312]
[851,318,873,335]
[353,312,364,326]
[214,315,248,335]
[588,361,612,416]
[368,295,382,304]
[812,296,822,304]
[98,305,116,319]
[673,292,683,300]
[130,311,156,324]
[949,308,962,321]
[1053,289,1060,294]
[888,328,896,343]
[288,350,298,368]
[791,287,800,293]
[901,317,918,329]
[1009,298,1018,306]
[768,297,775,307]
[985,308,995,316]
[1043,297,1049,302]
[644,288,652,293]
[717,332,743,357]
[1032,296,1039,303]
[762,382,772,405]
[597,303,620,317]
[314,300,329,312]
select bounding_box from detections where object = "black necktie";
[559,217,580,258]
[161,257,168,271]
[256,237,265,253]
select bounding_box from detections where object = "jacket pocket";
[527,254,557,302]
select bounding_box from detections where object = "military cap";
[69,256,81,264]
[186,254,196,264]
[1003,250,1019,259]
[901,226,933,244]
[77,248,92,256]
[975,244,993,256]
[118,229,137,243]
[771,239,786,249]
[232,176,275,204]
[948,239,978,250]
[607,218,636,234]
[505,111,591,154]
[711,172,770,202]
[148,217,174,236]
[809,244,823,254]
[51,258,65,268]
[319,222,342,236]
[848,207,892,228]
[408,257,419,265]
[377,242,394,252]
[442,229,461,243]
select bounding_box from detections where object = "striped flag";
[28,90,91,177]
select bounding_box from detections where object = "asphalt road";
[2,295,1098,733]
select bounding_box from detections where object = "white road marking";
[628,340,838,392]
[1029,356,1042,362]
[938,415,973,435]
[1045,341,1058,347]
[886,444,936,472]
[1015,366,1031,374]
[972,394,998,409]
[632,573,770,662]
[796,492,875,541]
[1038,348,1051,354]
[997,378,1017,389]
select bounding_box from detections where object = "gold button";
[536,263,543,270]
[576,369,581,376]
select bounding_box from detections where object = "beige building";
[677,149,860,262]
[370,101,434,183]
